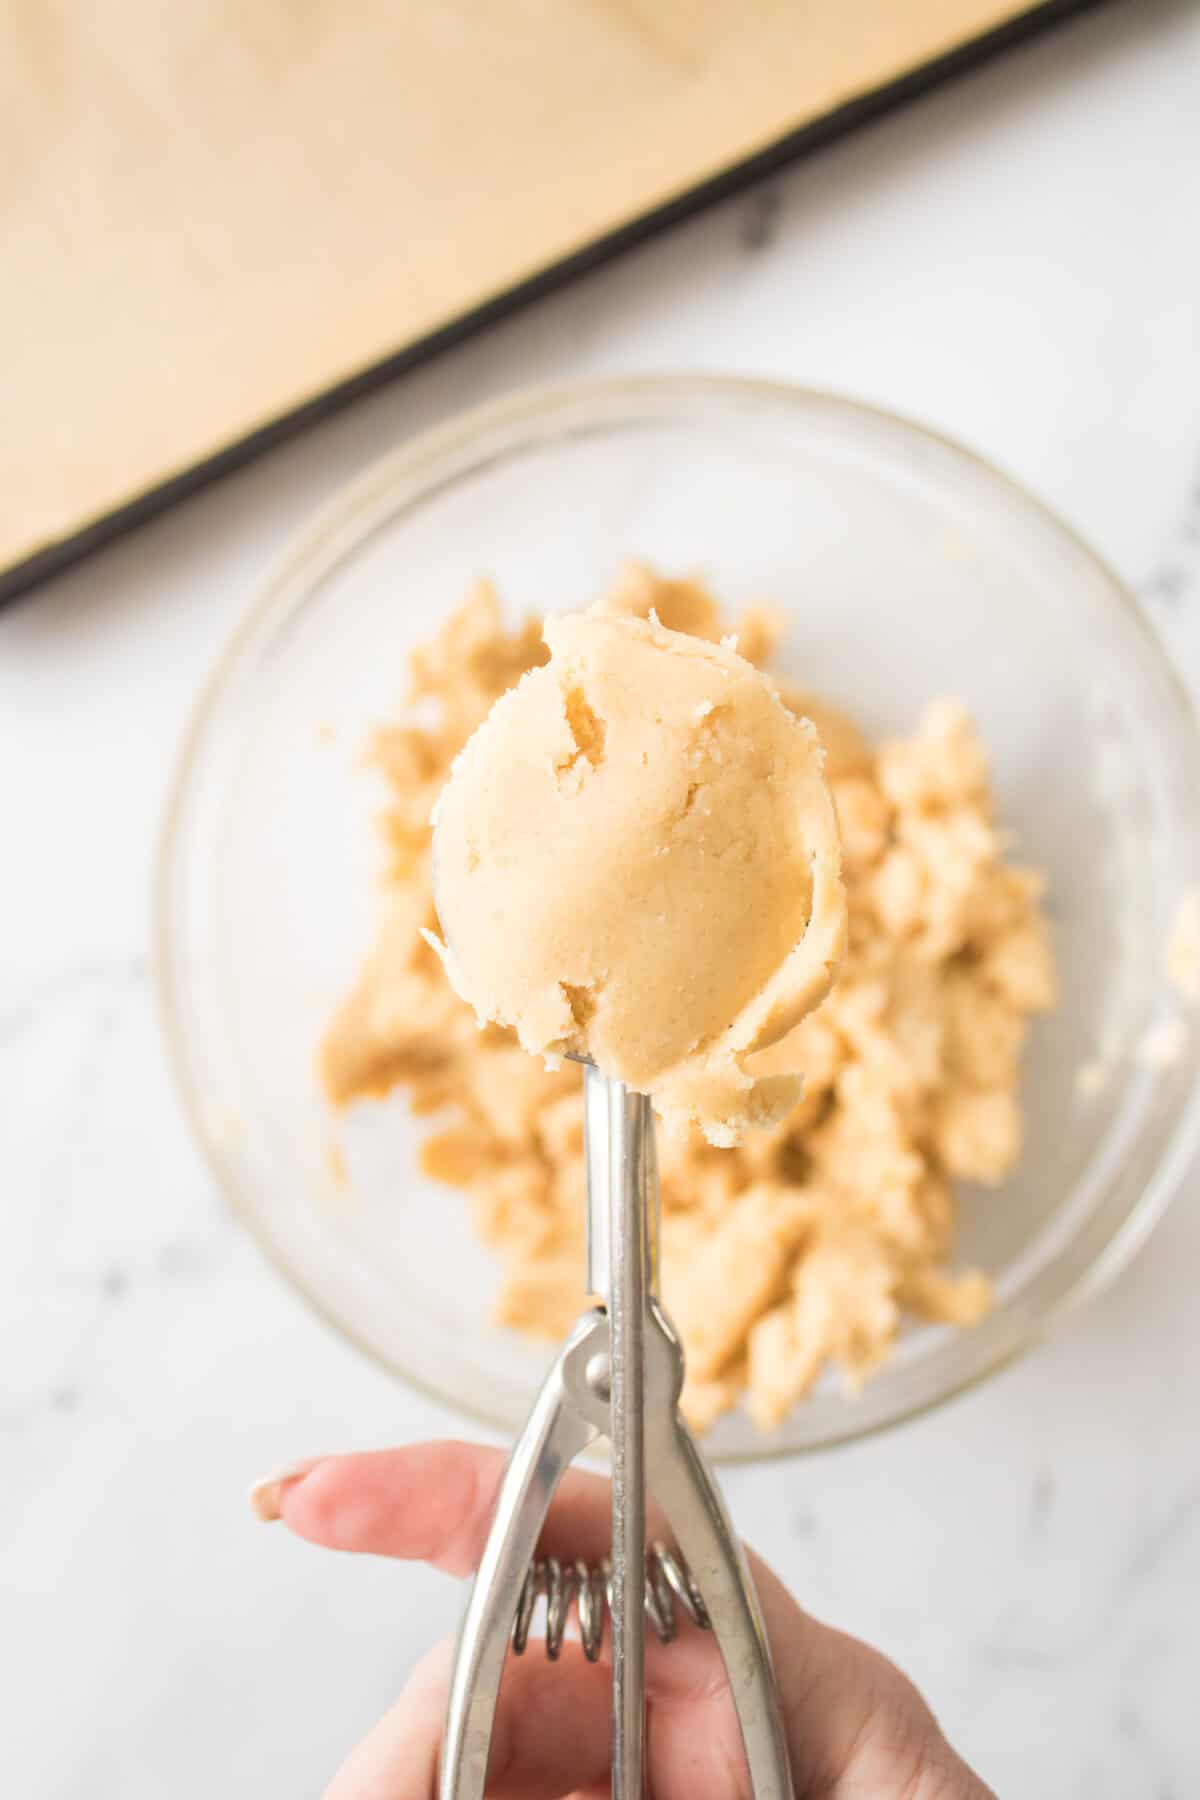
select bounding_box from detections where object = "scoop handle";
[595,1073,653,1799]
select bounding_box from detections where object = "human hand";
[253,1440,995,1799]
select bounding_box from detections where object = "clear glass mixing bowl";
[157,377,1200,1458]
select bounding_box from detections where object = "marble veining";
[3,3,1200,1794]
[737,183,784,253]
[1141,452,1200,615]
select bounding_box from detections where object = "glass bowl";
[157,376,1200,1458]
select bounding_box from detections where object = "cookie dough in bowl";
[158,377,1200,1457]
[323,568,1056,1433]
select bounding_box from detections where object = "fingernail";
[248,1457,324,1522]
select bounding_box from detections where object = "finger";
[271,1443,985,1795]
[267,1442,816,1707]
[271,1442,735,1696]
[324,1636,611,1800]
[268,1440,667,1578]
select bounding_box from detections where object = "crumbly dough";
[430,603,845,1143]
[321,567,1055,1431]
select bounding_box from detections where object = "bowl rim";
[155,371,1200,1459]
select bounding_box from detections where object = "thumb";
[749,1553,996,1798]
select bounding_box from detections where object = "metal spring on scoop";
[512,1543,712,1662]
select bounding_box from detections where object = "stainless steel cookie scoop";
[438,1059,793,1799]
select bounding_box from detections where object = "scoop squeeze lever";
[438,1060,793,1799]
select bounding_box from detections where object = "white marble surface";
[5,4,1200,1794]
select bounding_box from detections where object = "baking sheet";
[1,0,1102,599]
